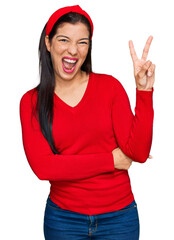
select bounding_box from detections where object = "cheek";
[79,47,89,59]
[50,45,66,64]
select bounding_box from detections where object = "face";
[45,22,90,82]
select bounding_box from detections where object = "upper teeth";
[63,58,77,63]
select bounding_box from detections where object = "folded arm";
[19,91,115,181]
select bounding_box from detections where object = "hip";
[43,195,139,240]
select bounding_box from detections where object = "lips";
[62,57,78,73]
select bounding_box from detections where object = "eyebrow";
[56,35,70,39]
[79,38,90,41]
[56,35,89,41]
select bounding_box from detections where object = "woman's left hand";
[129,35,155,91]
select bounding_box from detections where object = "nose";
[67,43,78,56]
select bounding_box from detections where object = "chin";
[58,65,82,80]
[56,70,76,81]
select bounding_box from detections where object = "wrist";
[136,87,153,91]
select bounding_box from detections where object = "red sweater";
[19,72,154,215]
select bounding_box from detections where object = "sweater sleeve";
[111,77,154,163]
[19,91,115,182]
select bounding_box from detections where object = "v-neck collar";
[54,72,93,112]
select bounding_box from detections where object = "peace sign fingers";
[128,35,155,90]
[129,40,138,64]
[141,35,153,61]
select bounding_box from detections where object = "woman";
[19,5,155,240]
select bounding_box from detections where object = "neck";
[54,71,87,91]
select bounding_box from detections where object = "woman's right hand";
[112,147,132,170]
[112,147,153,170]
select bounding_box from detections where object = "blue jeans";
[44,195,140,240]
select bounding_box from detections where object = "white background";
[1,0,174,239]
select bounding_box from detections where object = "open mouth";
[62,57,78,73]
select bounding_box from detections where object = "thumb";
[138,60,152,78]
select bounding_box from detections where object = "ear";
[45,35,51,52]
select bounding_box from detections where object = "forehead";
[55,22,89,38]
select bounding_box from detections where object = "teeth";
[63,58,77,63]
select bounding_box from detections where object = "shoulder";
[19,87,37,109]
[91,72,125,92]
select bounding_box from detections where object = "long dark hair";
[32,12,92,154]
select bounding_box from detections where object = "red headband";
[46,5,94,39]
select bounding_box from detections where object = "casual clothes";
[19,72,154,215]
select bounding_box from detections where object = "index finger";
[141,35,153,61]
[129,40,138,64]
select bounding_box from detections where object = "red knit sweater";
[19,72,154,215]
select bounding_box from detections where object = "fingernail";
[148,71,152,77]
